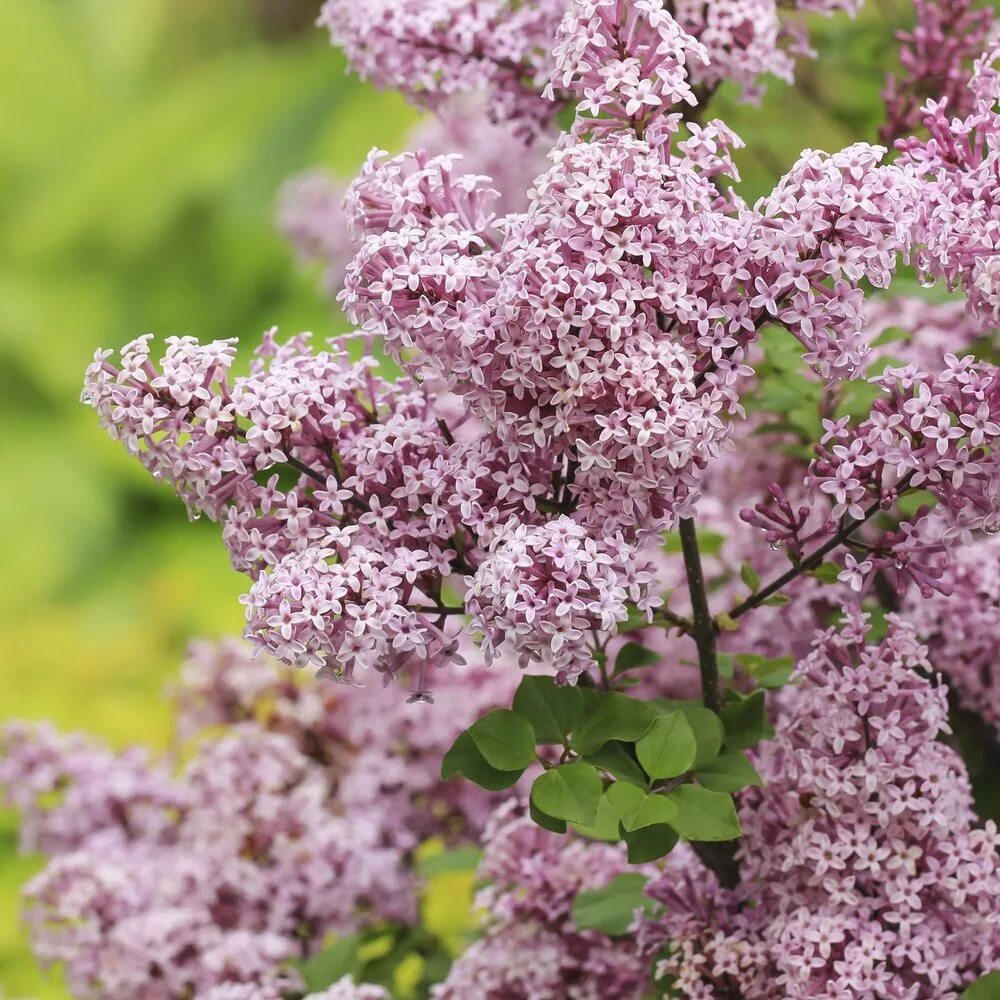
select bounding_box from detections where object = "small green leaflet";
[635,712,697,780]
[962,971,1000,999]
[467,709,536,770]
[530,761,603,825]
[695,751,763,793]
[441,731,524,790]
[665,785,741,841]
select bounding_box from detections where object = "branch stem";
[678,517,724,715]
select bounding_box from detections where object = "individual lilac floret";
[642,615,1000,998]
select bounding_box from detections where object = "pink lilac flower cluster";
[903,532,1000,737]
[82,328,531,686]
[743,351,1000,600]
[277,97,551,296]
[544,0,710,133]
[318,0,863,132]
[882,0,996,141]
[432,800,648,999]
[91,0,997,692]
[0,638,519,999]
[0,722,410,1000]
[173,637,518,843]
[467,516,662,679]
[899,64,1000,326]
[642,615,1000,999]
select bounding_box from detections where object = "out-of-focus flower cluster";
[882,0,996,141]
[904,533,1000,738]
[0,639,518,1000]
[318,0,865,133]
[643,616,1000,999]
[433,801,648,999]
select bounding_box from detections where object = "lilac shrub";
[8,0,1000,996]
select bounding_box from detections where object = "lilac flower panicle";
[643,617,1000,999]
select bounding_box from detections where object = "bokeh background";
[0,1,947,995]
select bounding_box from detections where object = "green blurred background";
[0,0,970,995]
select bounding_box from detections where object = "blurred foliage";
[0,0,991,996]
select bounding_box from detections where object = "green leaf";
[630,794,679,830]
[605,781,646,829]
[740,562,760,593]
[676,706,724,770]
[761,594,791,606]
[624,823,680,863]
[298,934,361,991]
[614,641,661,675]
[467,709,536,771]
[512,675,584,744]
[571,873,655,936]
[962,971,1000,998]
[606,783,679,831]
[531,761,603,826]
[441,731,524,790]
[586,741,648,787]
[530,797,568,834]
[695,751,764,793]
[720,690,772,751]
[571,692,658,756]
[808,562,842,584]
[736,654,794,690]
[636,712,697,780]
[666,785,741,842]
[716,652,735,680]
[571,792,622,842]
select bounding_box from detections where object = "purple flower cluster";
[278,96,551,297]
[433,801,648,999]
[900,72,1000,326]
[88,2,1000,695]
[808,355,1000,587]
[0,722,410,1000]
[904,532,1000,737]
[319,0,865,132]
[545,0,709,131]
[0,639,518,999]
[882,0,996,141]
[644,616,1000,998]
[467,516,661,679]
